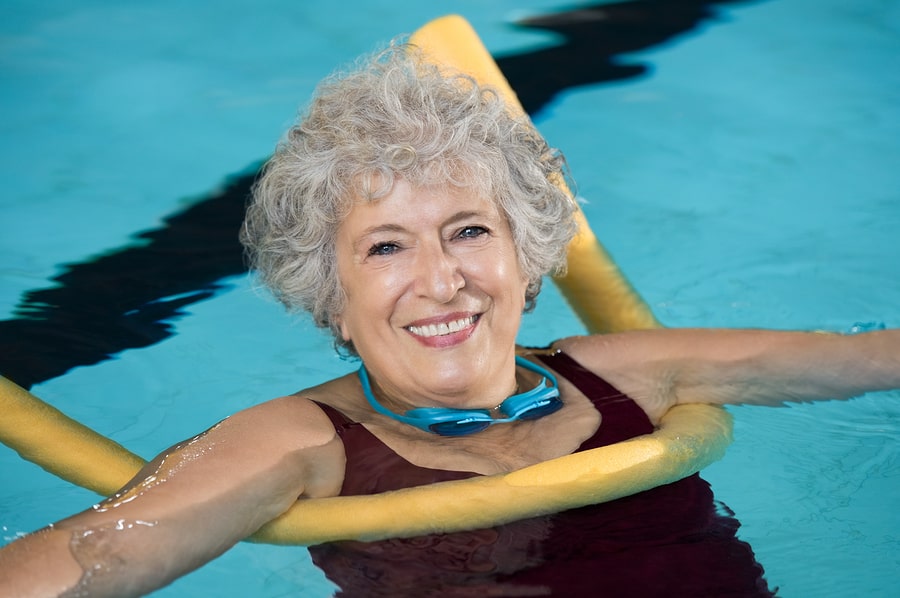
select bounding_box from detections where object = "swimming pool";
[2,0,898,595]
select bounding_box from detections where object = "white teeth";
[408,316,476,338]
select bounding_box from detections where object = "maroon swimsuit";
[309,351,775,597]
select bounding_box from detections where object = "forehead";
[343,179,502,225]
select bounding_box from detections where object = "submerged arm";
[558,328,900,423]
[0,396,344,598]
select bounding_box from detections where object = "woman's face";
[335,179,529,409]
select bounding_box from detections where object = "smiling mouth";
[406,315,479,338]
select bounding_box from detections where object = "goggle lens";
[515,396,564,421]
[429,396,564,436]
[429,419,492,436]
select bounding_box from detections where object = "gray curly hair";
[240,42,578,354]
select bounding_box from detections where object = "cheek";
[480,251,527,302]
[504,253,530,304]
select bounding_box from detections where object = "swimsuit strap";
[535,350,655,446]
[313,401,360,439]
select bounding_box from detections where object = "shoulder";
[209,384,352,499]
[207,377,356,474]
[549,333,675,423]
[233,370,361,430]
[226,391,338,450]
[549,334,631,369]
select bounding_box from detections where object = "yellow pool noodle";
[251,402,731,544]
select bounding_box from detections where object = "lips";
[406,315,479,339]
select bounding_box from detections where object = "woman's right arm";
[0,395,345,598]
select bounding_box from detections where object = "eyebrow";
[351,224,408,253]
[351,210,493,252]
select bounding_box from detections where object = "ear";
[522,271,534,297]
[337,316,351,342]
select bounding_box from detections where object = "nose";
[413,242,465,302]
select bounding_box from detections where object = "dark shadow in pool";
[0,0,763,389]
[498,0,761,115]
[0,169,255,389]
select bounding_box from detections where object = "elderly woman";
[2,44,898,597]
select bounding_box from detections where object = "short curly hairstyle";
[240,42,578,354]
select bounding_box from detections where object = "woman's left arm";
[556,328,900,423]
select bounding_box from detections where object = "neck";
[366,356,523,413]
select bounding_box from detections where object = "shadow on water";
[1,0,759,389]
[2,169,257,388]
[498,0,754,114]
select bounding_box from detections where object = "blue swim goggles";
[357,356,563,436]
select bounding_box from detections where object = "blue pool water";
[2,0,898,595]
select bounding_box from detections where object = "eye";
[367,241,401,257]
[456,226,489,240]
